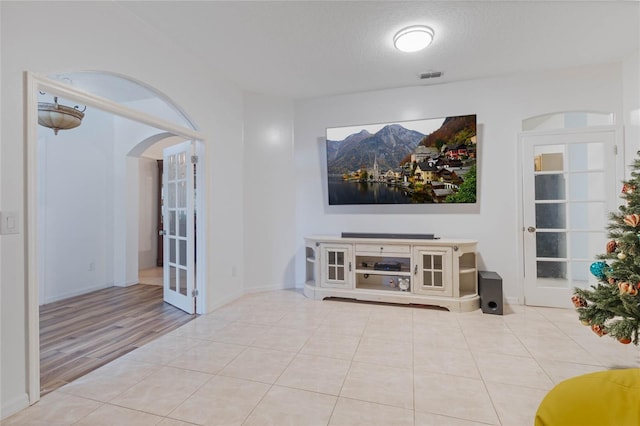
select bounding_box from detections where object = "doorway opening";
[27,72,207,404]
[519,111,622,308]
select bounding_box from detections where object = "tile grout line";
[325,305,370,425]
[460,312,503,426]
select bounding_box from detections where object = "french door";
[162,141,196,314]
[522,128,617,307]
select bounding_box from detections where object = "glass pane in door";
[569,202,606,230]
[421,253,444,289]
[569,232,591,259]
[568,142,604,171]
[535,204,566,229]
[326,249,345,282]
[167,183,176,210]
[569,173,605,200]
[535,174,565,200]
[532,141,607,290]
[536,261,566,282]
[178,152,187,178]
[179,268,187,296]
[169,266,177,291]
[433,271,443,287]
[571,260,594,286]
[169,239,176,263]
[423,270,432,286]
[536,232,567,259]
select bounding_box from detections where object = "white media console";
[304,235,479,312]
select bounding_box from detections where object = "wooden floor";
[40,284,195,395]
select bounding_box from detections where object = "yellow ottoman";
[535,369,640,426]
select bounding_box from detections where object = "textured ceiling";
[111,1,639,100]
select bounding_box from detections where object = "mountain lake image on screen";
[325,114,477,205]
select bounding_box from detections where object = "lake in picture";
[327,176,431,204]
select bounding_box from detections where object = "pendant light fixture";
[38,93,86,135]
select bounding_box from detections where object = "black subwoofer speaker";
[478,271,503,315]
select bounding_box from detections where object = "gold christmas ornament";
[618,282,639,296]
[618,282,631,294]
[623,214,640,227]
[618,252,627,260]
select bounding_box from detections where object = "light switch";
[0,212,20,235]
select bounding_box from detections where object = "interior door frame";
[517,125,624,306]
[25,72,208,405]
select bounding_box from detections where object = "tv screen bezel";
[325,114,477,206]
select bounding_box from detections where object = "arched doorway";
[26,72,207,403]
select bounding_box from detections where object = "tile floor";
[5,289,640,425]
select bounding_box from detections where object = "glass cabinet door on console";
[320,244,352,288]
[413,247,453,296]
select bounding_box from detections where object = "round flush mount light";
[393,25,434,53]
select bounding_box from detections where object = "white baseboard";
[505,296,522,305]
[206,289,245,313]
[202,283,294,314]
[1,393,29,421]
[244,283,293,294]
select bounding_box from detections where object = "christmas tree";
[573,155,640,345]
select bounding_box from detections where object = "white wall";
[37,106,116,304]
[294,63,625,304]
[243,93,295,291]
[125,156,140,284]
[623,50,640,172]
[138,157,159,270]
[1,2,244,417]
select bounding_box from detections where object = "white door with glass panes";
[163,141,196,314]
[320,244,352,288]
[522,129,617,308]
[413,247,453,296]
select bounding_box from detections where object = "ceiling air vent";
[419,71,442,80]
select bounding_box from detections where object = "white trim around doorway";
[25,71,208,406]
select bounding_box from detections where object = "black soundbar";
[341,232,436,240]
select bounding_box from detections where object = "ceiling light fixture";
[393,25,434,53]
[38,93,86,135]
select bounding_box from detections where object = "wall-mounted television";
[326,114,477,205]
